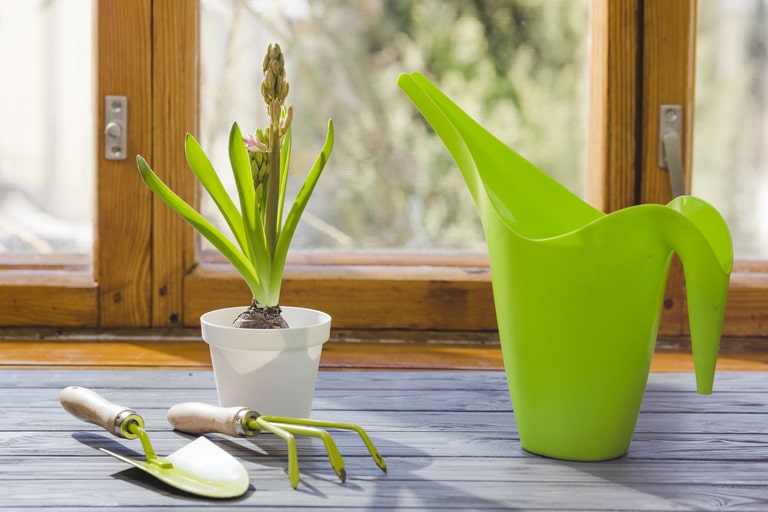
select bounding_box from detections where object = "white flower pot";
[201,306,331,418]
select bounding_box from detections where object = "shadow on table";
[185,429,522,510]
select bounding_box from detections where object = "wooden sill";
[1,333,767,371]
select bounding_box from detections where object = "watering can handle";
[168,402,260,437]
[59,386,144,439]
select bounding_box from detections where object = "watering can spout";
[397,72,603,238]
[666,197,733,394]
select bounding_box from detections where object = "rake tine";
[270,422,346,482]
[254,417,300,488]
[261,416,387,473]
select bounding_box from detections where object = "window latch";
[658,104,684,197]
[104,96,127,160]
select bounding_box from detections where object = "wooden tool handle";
[59,386,143,439]
[167,402,256,437]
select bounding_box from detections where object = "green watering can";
[398,72,733,461]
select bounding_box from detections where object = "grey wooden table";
[1,369,768,511]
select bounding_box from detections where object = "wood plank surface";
[95,0,153,327]
[1,370,768,510]
[183,264,497,331]
[150,0,198,328]
[586,0,639,213]
[715,272,768,338]
[0,276,98,327]
[3,337,768,371]
[639,0,698,338]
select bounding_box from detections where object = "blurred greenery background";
[199,0,590,253]
[1,0,765,261]
[692,0,768,259]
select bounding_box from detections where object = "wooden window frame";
[1,0,767,343]
[0,1,153,329]
[589,0,768,340]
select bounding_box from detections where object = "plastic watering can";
[398,72,733,461]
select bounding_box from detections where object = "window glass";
[199,0,590,253]
[693,0,768,260]
[0,1,94,256]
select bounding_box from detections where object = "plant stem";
[265,100,281,255]
[261,43,288,257]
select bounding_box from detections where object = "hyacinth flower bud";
[258,43,291,252]
[280,105,293,138]
[261,43,288,109]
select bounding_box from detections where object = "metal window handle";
[658,104,685,198]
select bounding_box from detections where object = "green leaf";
[228,123,275,304]
[136,155,266,303]
[184,133,249,258]
[270,119,335,295]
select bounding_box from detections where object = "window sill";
[183,262,496,330]
[1,331,767,371]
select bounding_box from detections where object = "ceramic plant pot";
[400,72,733,461]
[201,306,331,418]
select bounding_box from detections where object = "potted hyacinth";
[136,43,334,418]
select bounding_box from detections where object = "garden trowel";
[60,386,249,499]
